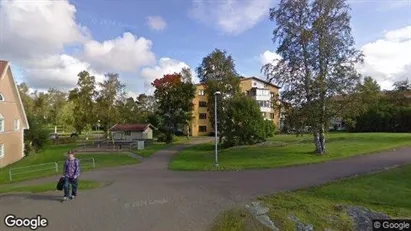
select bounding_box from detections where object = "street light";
[214,91,221,168]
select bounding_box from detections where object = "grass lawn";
[210,164,411,231]
[0,144,140,184]
[133,136,201,158]
[0,180,102,194]
[170,132,411,171]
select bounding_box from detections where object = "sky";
[0,0,410,98]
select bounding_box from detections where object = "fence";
[8,158,95,182]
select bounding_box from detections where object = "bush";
[222,94,268,148]
[347,103,411,132]
[156,132,175,143]
[24,112,50,152]
[263,120,276,138]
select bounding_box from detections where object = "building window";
[124,131,131,136]
[0,93,4,102]
[0,144,3,159]
[13,119,20,130]
[199,101,207,107]
[199,126,207,132]
[198,89,205,96]
[0,114,3,132]
[199,113,207,119]
[270,113,275,119]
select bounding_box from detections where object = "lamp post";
[214,91,221,168]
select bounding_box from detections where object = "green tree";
[24,111,50,155]
[117,96,140,123]
[68,71,97,134]
[223,94,268,147]
[95,73,125,134]
[47,88,68,127]
[196,49,241,142]
[136,93,157,122]
[152,72,196,143]
[17,82,34,113]
[57,101,75,133]
[262,0,363,154]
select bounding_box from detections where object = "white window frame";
[0,114,4,132]
[0,144,4,159]
[0,93,4,102]
[198,89,205,96]
[14,119,20,130]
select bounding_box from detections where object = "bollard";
[9,169,12,181]
[54,162,58,173]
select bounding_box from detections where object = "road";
[1,139,410,231]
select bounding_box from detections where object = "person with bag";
[62,150,80,202]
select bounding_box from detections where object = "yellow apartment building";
[190,77,280,136]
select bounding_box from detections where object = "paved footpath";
[0,139,410,231]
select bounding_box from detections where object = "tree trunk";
[313,125,326,155]
[186,123,190,140]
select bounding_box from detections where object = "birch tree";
[263,0,363,154]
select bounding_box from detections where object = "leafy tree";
[152,72,196,143]
[68,71,97,134]
[31,91,52,124]
[17,82,34,113]
[57,101,75,133]
[262,0,363,154]
[223,94,268,147]
[196,49,241,142]
[24,111,50,155]
[136,93,157,122]
[47,88,67,126]
[95,73,125,133]
[117,96,140,123]
[393,79,411,92]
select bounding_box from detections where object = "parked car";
[49,133,59,140]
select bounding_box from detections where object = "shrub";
[222,94,268,148]
[263,120,276,138]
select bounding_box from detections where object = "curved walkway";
[0,139,410,231]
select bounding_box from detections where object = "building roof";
[240,76,280,89]
[195,76,280,89]
[109,123,156,132]
[0,60,30,129]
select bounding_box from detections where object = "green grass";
[0,180,102,194]
[133,136,202,158]
[210,164,411,231]
[170,133,411,171]
[0,144,140,184]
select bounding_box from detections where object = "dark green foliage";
[197,49,241,143]
[347,103,411,132]
[347,78,411,133]
[24,112,50,155]
[263,120,276,138]
[222,94,268,148]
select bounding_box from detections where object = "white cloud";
[140,57,199,93]
[22,54,105,91]
[189,0,273,35]
[0,0,89,59]
[82,32,156,72]
[357,25,411,90]
[146,16,167,31]
[259,50,282,65]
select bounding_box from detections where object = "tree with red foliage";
[152,70,196,143]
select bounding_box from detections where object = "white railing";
[8,158,95,182]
